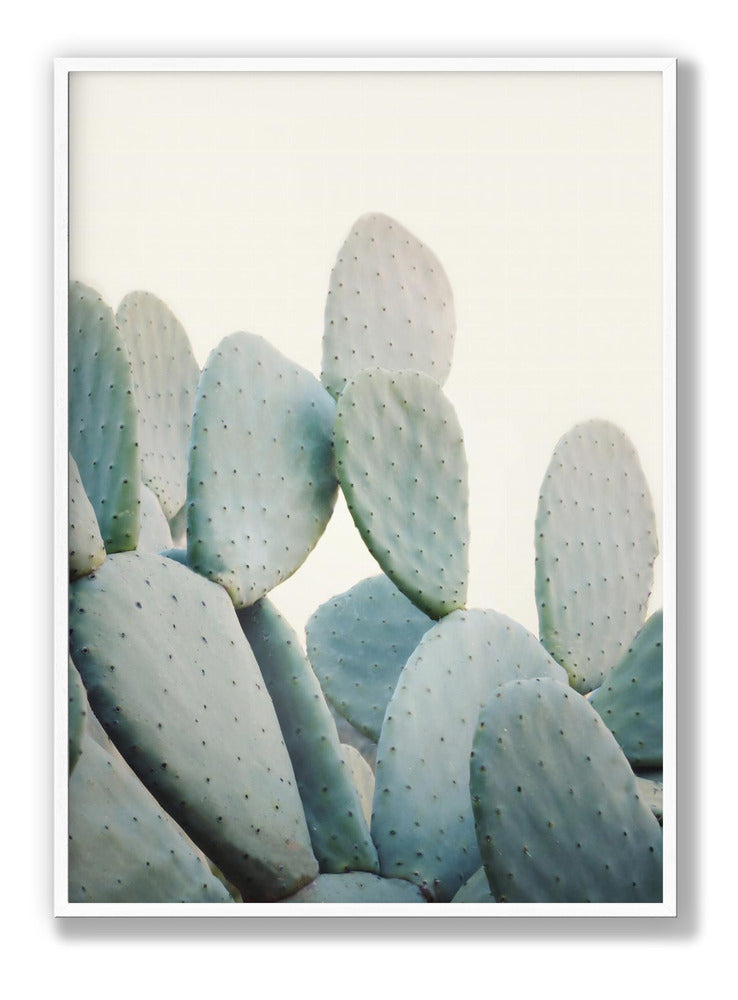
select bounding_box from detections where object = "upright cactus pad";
[68,453,106,580]
[321,213,456,400]
[634,770,663,824]
[589,610,663,767]
[68,281,140,552]
[280,872,428,903]
[450,867,497,903]
[69,729,233,903]
[116,291,200,519]
[68,657,87,774]
[69,551,318,900]
[470,677,663,902]
[306,574,433,740]
[535,419,659,693]
[237,599,379,875]
[340,744,375,825]
[371,609,568,900]
[334,368,469,619]
[136,482,174,553]
[187,332,338,608]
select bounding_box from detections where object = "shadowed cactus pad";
[450,867,496,903]
[470,677,663,902]
[535,419,659,693]
[590,610,663,767]
[334,368,469,619]
[371,609,567,900]
[68,453,106,580]
[187,332,338,608]
[69,551,318,900]
[280,871,428,903]
[68,281,140,553]
[340,744,375,825]
[321,212,456,399]
[237,598,378,875]
[116,291,200,519]
[68,657,87,774]
[306,574,433,741]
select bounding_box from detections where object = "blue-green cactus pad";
[237,598,379,875]
[137,482,174,553]
[341,744,375,825]
[470,677,663,902]
[330,705,377,770]
[321,212,456,400]
[590,611,663,767]
[280,871,428,903]
[535,419,659,693]
[187,332,338,608]
[69,729,233,903]
[306,574,433,740]
[168,504,187,548]
[68,657,87,774]
[68,453,106,580]
[634,769,663,823]
[68,281,140,552]
[334,368,469,619]
[450,867,497,903]
[371,609,567,900]
[69,551,318,900]
[116,291,200,519]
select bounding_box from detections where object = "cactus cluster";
[67,212,664,905]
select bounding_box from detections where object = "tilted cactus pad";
[535,419,659,693]
[470,677,663,902]
[68,281,140,552]
[371,609,568,900]
[334,368,469,619]
[68,453,106,580]
[306,574,433,741]
[187,332,338,608]
[450,867,497,903]
[69,551,318,900]
[280,872,428,903]
[321,212,456,400]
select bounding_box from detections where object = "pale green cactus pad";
[590,611,663,767]
[470,677,663,902]
[116,291,200,519]
[321,212,456,400]
[280,872,428,903]
[330,705,377,770]
[371,609,567,900]
[237,598,378,875]
[68,453,106,580]
[137,482,174,553]
[68,657,87,774]
[306,574,433,740]
[68,281,140,552]
[450,867,496,903]
[535,419,659,693]
[69,551,318,900]
[168,504,187,548]
[334,368,469,619]
[341,744,375,826]
[187,332,338,608]
[634,769,663,824]
[69,729,233,903]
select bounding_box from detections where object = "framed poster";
[55,58,676,916]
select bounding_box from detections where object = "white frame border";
[54,56,677,919]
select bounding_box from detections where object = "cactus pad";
[371,609,568,900]
[321,213,456,400]
[340,744,375,825]
[116,291,200,519]
[187,332,338,608]
[306,574,433,740]
[237,598,379,875]
[334,368,469,619]
[589,610,663,767]
[470,677,663,902]
[535,419,659,693]
[450,867,497,903]
[137,482,174,553]
[69,551,318,900]
[68,657,87,774]
[68,453,106,579]
[68,281,140,552]
[280,872,428,903]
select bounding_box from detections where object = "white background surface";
[4,3,729,997]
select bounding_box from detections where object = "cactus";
[321,213,455,400]
[450,867,497,903]
[280,872,428,903]
[68,657,87,774]
[334,368,469,619]
[340,744,375,825]
[306,574,433,741]
[68,453,106,580]
[187,332,338,609]
[136,482,174,553]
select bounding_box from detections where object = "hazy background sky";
[69,69,663,641]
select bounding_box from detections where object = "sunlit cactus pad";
[334,368,469,619]
[535,419,659,693]
[187,332,338,608]
[68,281,140,553]
[116,291,200,519]
[136,482,173,553]
[470,677,663,903]
[306,574,433,741]
[321,212,456,399]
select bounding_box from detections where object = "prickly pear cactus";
[68,453,106,580]
[321,212,456,400]
[136,482,174,553]
[280,872,428,903]
[68,657,87,774]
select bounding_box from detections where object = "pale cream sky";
[69,70,663,641]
